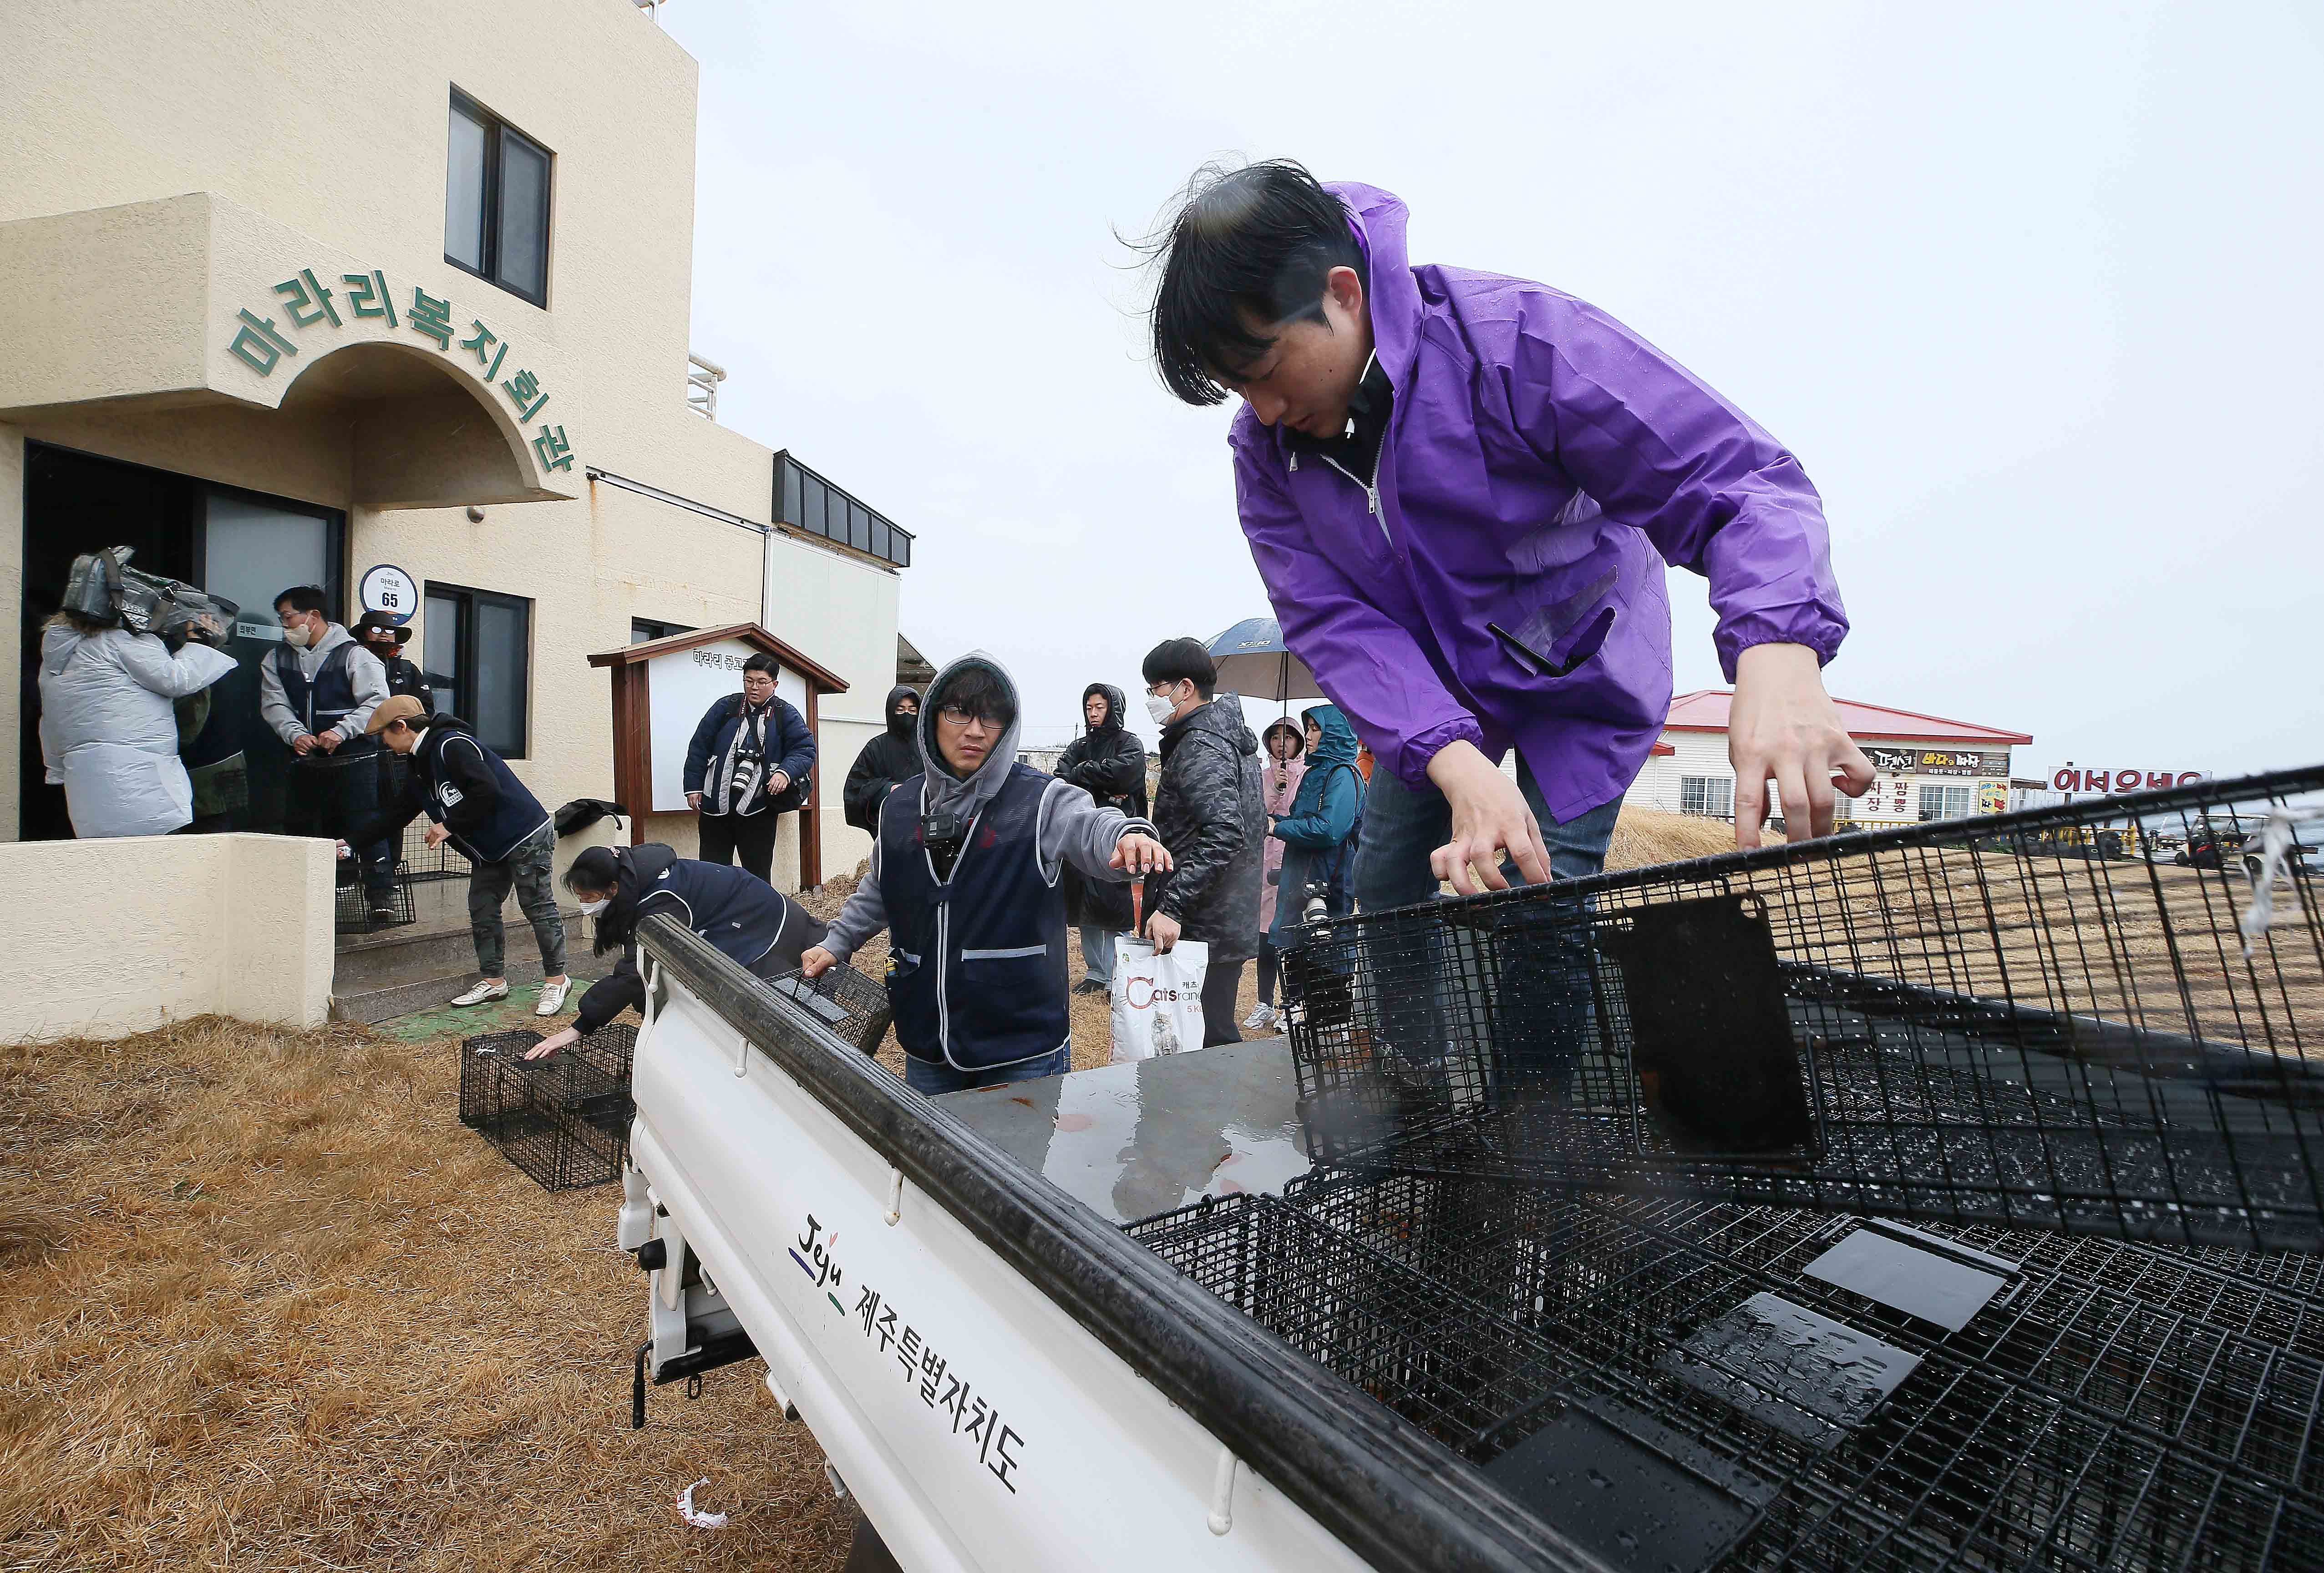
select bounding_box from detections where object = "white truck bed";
[621,918,1609,1573]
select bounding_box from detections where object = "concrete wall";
[1,833,333,1040]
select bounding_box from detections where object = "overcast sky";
[665,1,2321,777]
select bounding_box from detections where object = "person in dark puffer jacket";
[1139,637,1264,1047]
[683,653,816,885]
[524,842,829,1057]
[842,685,921,834]
[1054,682,1148,993]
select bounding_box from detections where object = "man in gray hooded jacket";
[803,653,1171,1096]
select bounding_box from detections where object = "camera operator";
[36,560,237,839]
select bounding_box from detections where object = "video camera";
[61,546,239,649]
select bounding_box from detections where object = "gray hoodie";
[822,651,1158,964]
[257,621,387,746]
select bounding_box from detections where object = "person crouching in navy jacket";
[802,653,1172,1097]
[523,842,830,1058]
[683,652,814,886]
[339,695,572,1015]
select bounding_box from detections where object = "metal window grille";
[1918,783,1975,821]
[1682,775,1735,818]
[1281,766,2324,1251]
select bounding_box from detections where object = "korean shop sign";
[225,269,574,477]
[1864,747,2011,778]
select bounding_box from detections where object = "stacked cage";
[1127,766,2324,1572]
[458,1025,638,1190]
[333,863,416,933]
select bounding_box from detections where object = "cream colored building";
[0,0,906,893]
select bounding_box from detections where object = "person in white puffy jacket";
[36,607,238,838]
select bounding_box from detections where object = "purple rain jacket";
[1230,183,1847,823]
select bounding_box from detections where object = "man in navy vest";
[802,653,1172,1096]
[262,586,394,920]
[340,695,573,1015]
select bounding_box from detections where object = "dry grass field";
[0,806,1817,1571]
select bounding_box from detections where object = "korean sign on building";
[2050,766,2207,793]
[1864,747,2011,778]
[226,268,574,476]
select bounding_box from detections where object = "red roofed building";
[1624,690,2033,828]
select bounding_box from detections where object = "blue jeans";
[904,1043,1071,1097]
[1351,755,1621,1082]
[1078,925,1117,985]
[1353,751,1621,909]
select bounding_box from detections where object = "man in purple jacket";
[1145,162,1873,905]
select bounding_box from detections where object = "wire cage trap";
[333,863,416,934]
[1282,766,2324,1252]
[457,1025,639,1190]
[1128,1170,2324,1573]
[761,964,893,1056]
[396,817,472,884]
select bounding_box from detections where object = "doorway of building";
[20,443,343,841]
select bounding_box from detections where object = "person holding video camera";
[36,551,238,839]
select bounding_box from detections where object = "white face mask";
[1145,690,1178,727]
[281,621,312,649]
[578,897,611,916]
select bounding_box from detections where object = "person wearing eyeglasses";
[682,652,815,886]
[802,653,1172,1096]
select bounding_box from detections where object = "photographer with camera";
[36,550,238,839]
[802,653,1171,1096]
[682,652,815,886]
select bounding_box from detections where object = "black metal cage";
[457,1025,638,1190]
[333,863,416,934]
[1130,1172,2324,1572]
[1282,767,2324,1251]
[761,965,893,1057]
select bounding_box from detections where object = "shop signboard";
[224,266,575,477]
[646,638,810,813]
[2051,766,2207,793]
[1865,746,2012,778]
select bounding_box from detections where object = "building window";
[630,618,694,644]
[444,90,553,306]
[424,583,531,759]
[1680,776,1734,818]
[1918,784,1975,822]
[774,452,913,568]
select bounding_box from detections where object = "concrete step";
[331,876,610,1024]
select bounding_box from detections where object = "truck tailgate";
[629,918,1609,1573]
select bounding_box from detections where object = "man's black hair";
[933,665,1015,727]
[1142,637,1217,700]
[274,585,328,616]
[742,652,780,678]
[1137,159,1365,407]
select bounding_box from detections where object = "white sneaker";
[450,979,510,1007]
[1242,1004,1272,1030]
[535,978,571,1016]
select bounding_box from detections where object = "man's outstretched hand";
[800,945,836,979]
[1426,739,1551,896]
[1109,832,1173,875]
[1727,642,1875,848]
